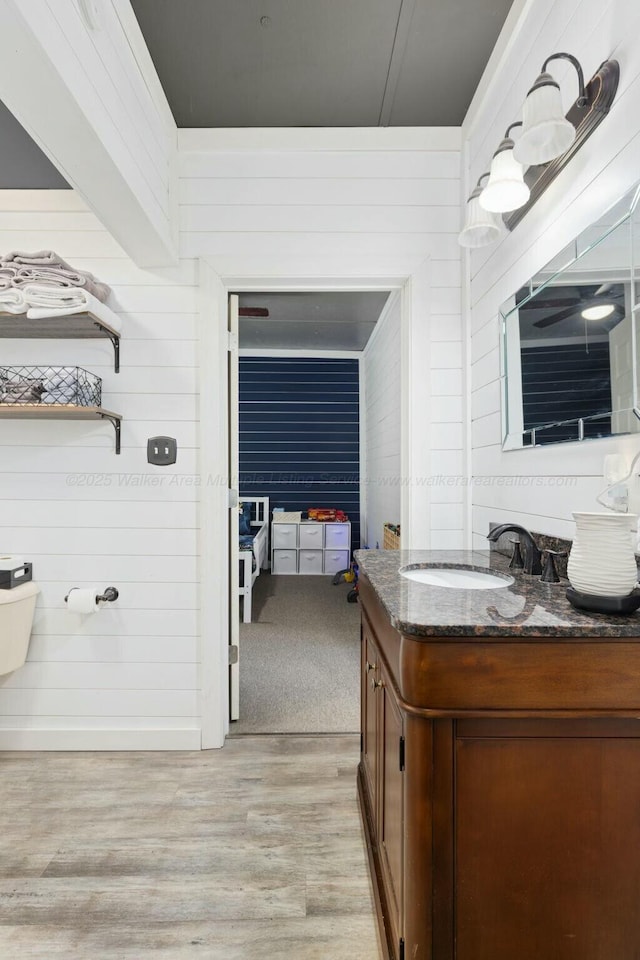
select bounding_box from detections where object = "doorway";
[197,264,430,750]
[229,289,397,734]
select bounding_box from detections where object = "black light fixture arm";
[492,122,523,157]
[542,52,587,106]
[466,172,490,200]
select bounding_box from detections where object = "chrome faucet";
[486,524,543,576]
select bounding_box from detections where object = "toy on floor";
[332,559,359,602]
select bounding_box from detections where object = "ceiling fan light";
[479,140,530,213]
[513,73,576,166]
[581,303,615,320]
[458,189,502,248]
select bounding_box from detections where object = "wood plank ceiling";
[131,0,515,127]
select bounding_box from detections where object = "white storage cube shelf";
[270,521,351,575]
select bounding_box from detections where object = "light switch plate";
[147,436,177,466]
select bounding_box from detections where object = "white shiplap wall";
[363,293,401,549]
[0,190,199,749]
[178,129,466,550]
[0,130,464,748]
[465,0,640,547]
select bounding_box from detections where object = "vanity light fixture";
[458,55,619,247]
[513,53,586,167]
[479,122,530,213]
[458,174,503,248]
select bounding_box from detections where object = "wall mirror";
[500,182,640,449]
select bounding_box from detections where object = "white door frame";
[198,260,432,748]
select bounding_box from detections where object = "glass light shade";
[582,303,615,320]
[513,73,576,166]
[479,143,530,213]
[458,191,502,248]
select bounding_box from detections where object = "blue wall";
[239,357,360,548]
[521,341,611,444]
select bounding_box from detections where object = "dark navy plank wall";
[239,357,360,548]
[521,341,611,444]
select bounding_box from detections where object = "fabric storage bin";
[324,550,350,575]
[299,549,323,574]
[272,524,298,548]
[273,550,298,574]
[325,523,350,549]
[299,524,324,548]
[272,512,302,522]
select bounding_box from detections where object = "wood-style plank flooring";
[0,735,381,959]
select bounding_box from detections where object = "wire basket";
[0,366,102,407]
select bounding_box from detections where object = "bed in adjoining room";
[238,496,269,623]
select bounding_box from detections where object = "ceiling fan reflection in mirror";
[531,283,625,330]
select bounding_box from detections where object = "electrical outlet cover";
[147,436,177,466]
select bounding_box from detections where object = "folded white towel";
[4,250,69,266]
[0,267,18,290]
[41,387,79,405]
[40,367,68,388]
[43,377,71,392]
[22,284,87,309]
[0,289,27,314]
[13,268,74,288]
[25,288,122,333]
[3,252,111,302]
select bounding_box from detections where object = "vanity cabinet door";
[361,612,405,959]
[361,621,380,821]
[379,665,404,949]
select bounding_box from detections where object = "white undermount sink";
[400,566,514,590]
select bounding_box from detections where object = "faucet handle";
[508,537,524,570]
[541,549,566,583]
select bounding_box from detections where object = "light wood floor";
[0,735,381,959]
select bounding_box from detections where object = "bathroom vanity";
[356,549,640,960]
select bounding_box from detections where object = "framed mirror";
[500,182,640,449]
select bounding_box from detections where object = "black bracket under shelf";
[98,411,122,454]
[93,321,120,373]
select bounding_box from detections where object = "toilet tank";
[0,581,39,675]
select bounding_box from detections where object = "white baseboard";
[0,727,203,751]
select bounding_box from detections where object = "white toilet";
[0,582,39,675]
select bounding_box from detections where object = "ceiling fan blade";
[239,307,269,318]
[528,296,581,308]
[533,305,578,329]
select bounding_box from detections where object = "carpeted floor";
[231,573,361,735]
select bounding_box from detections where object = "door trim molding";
[198,263,430,746]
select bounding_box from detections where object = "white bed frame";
[238,496,270,623]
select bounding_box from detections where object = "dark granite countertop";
[354,549,640,639]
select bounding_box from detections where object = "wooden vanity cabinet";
[358,573,640,960]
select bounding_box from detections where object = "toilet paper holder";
[64,586,119,604]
